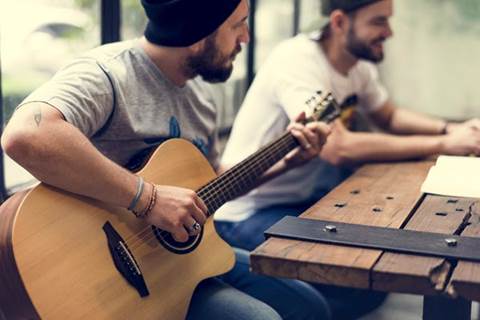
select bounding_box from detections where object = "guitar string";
[122,132,295,247]
[124,133,296,250]
[123,95,334,249]
[124,133,297,250]
[125,142,295,250]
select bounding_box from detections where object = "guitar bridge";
[103,222,150,297]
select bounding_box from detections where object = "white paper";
[421,155,480,198]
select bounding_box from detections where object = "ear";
[330,10,350,35]
[187,38,206,55]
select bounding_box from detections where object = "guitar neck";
[197,131,299,216]
[197,91,340,216]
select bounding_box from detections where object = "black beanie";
[141,0,242,47]
[321,0,382,15]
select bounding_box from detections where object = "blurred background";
[1,0,479,194]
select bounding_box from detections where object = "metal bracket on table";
[265,216,480,262]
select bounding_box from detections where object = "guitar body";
[0,139,235,320]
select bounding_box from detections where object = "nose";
[384,23,393,38]
[241,24,250,44]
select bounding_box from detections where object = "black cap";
[142,0,241,47]
[321,0,382,16]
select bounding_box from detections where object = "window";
[120,0,147,40]
[255,0,295,71]
[379,0,480,120]
[2,0,478,195]
[1,0,99,192]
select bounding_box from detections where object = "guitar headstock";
[304,91,340,124]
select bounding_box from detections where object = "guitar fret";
[199,134,297,214]
[197,92,339,216]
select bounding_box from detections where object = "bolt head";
[324,225,337,233]
[445,238,458,247]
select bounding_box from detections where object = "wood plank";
[251,160,433,288]
[372,196,475,295]
[447,200,480,302]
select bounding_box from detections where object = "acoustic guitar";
[0,91,339,320]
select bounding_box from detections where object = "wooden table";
[251,159,480,320]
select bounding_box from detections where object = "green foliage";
[75,0,95,9]
[74,0,146,38]
[453,0,480,22]
[122,0,147,38]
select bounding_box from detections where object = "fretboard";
[197,131,299,216]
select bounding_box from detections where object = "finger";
[192,196,209,222]
[284,148,301,162]
[172,227,190,243]
[302,127,320,150]
[319,123,332,145]
[317,122,332,136]
[288,114,311,132]
[470,118,480,128]
[301,124,330,153]
[287,122,304,132]
[294,112,306,123]
[190,208,207,226]
[183,216,201,236]
[474,119,480,128]
[291,129,312,151]
[188,202,207,226]
[306,122,331,146]
[333,119,344,127]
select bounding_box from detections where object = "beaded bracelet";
[133,183,157,219]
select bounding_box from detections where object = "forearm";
[2,106,137,208]
[333,132,445,164]
[388,108,445,135]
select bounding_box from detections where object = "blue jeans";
[187,277,281,320]
[188,248,332,320]
[215,202,315,252]
[215,205,387,320]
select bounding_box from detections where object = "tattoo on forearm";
[34,105,42,127]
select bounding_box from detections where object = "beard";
[186,34,241,83]
[346,26,386,63]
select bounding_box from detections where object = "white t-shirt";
[215,33,388,222]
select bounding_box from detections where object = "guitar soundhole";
[152,226,203,254]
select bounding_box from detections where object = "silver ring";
[190,222,201,232]
[304,143,312,149]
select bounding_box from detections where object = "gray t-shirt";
[20,39,220,170]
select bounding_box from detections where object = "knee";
[188,278,282,320]
[212,295,282,320]
[247,302,282,320]
[284,281,333,320]
[291,296,332,320]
